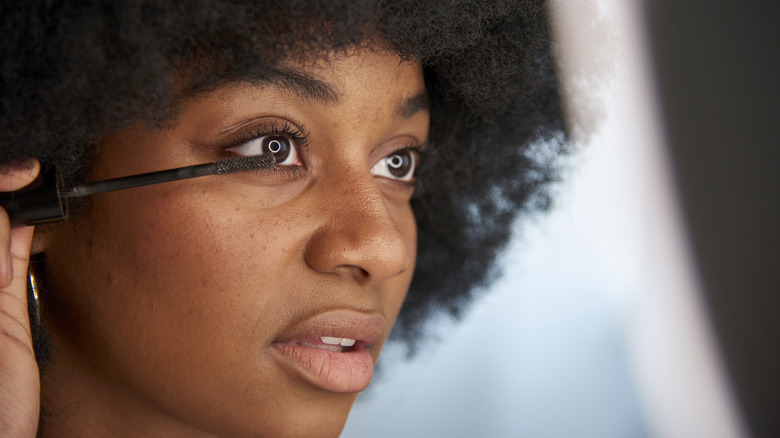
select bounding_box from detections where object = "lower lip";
[272,342,376,393]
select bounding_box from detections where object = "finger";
[0,159,40,192]
[0,159,40,286]
[0,213,35,290]
[0,209,11,287]
[0,225,35,328]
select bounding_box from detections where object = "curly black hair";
[0,0,566,351]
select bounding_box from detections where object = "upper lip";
[273,309,388,346]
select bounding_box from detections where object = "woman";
[0,1,565,436]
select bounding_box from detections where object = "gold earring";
[28,267,41,325]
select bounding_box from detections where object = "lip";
[271,310,388,393]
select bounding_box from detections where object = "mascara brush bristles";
[61,154,276,199]
[215,154,275,174]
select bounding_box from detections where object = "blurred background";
[342,1,779,437]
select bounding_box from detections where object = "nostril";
[332,264,370,280]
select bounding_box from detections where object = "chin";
[199,387,360,438]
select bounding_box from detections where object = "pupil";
[386,153,412,178]
[263,136,290,162]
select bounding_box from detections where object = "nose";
[303,171,412,285]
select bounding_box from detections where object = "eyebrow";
[268,68,429,118]
[397,92,430,119]
[269,69,340,104]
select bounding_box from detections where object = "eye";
[227,134,302,166]
[371,149,417,182]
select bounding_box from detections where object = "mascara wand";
[0,154,275,227]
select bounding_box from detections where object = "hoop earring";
[27,266,41,325]
[26,255,52,366]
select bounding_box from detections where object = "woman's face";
[39,48,428,437]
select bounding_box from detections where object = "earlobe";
[30,229,48,255]
[30,215,70,255]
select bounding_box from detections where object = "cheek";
[45,187,299,378]
[42,186,323,429]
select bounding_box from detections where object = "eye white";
[371,151,416,182]
[228,135,300,165]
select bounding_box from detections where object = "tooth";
[340,338,356,347]
[321,336,341,345]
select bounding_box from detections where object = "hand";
[0,159,42,437]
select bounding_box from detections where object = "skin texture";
[31,48,429,437]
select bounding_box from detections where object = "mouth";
[271,310,387,393]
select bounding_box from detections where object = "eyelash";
[223,119,311,177]
[231,120,312,149]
